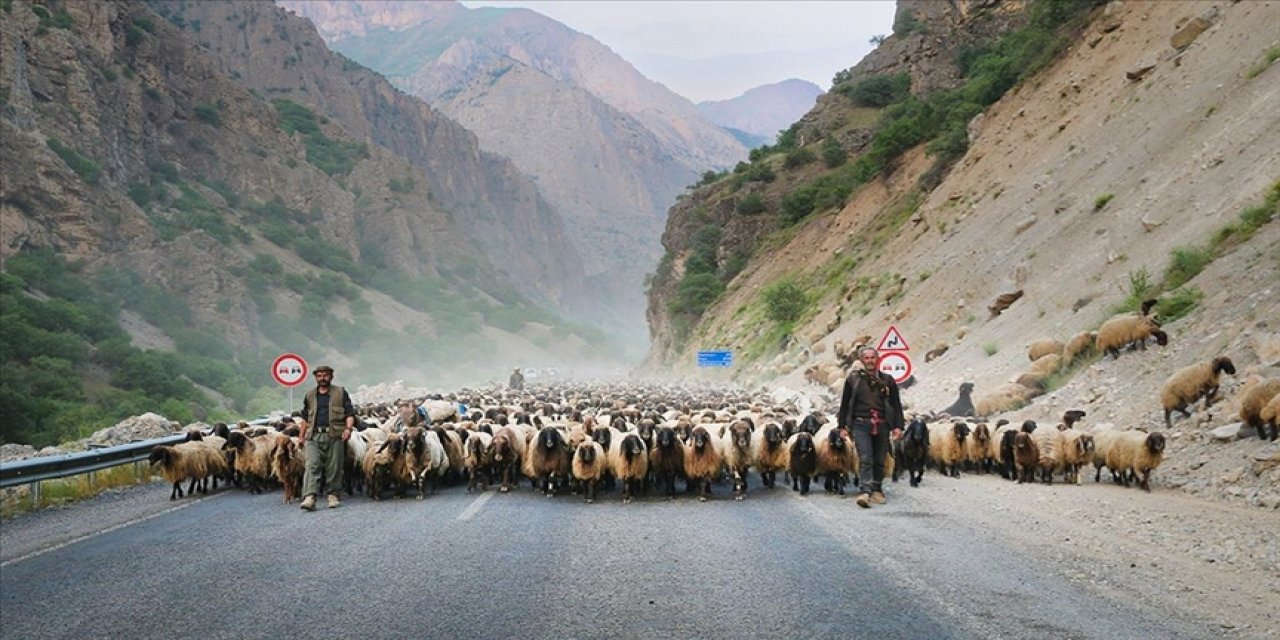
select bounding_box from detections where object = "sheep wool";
[751,423,789,489]
[1030,426,1064,483]
[1063,331,1097,366]
[1238,379,1280,429]
[926,421,968,477]
[974,383,1036,418]
[571,439,607,503]
[1096,313,1164,358]
[1160,356,1236,428]
[1259,394,1280,441]
[1104,431,1167,491]
[1027,338,1065,362]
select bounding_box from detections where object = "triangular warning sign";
[877,325,909,351]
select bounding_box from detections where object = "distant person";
[509,367,525,391]
[386,399,423,433]
[836,347,904,508]
[296,365,355,511]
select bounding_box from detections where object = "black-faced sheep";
[964,422,992,474]
[572,438,607,503]
[1238,379,1280,438]
[610,432,649,503]
[1160,356,1236,428]
[940,382,976,417]
[751,422,788,489]
[648,426,685,499]
[149,442,216,500]
[927,421,969,478]
[682,425,722,502]
[1096,301,1166,358]
[787,432,818,495]
[364,435,403,500]
[814,425,858,496]
[894,419,930,487]
[1013,432,1039,484]
[489,425,527,493]
[523,427,569,496]
[1104,431,1166,491]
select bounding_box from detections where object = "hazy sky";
[461,1,896,102]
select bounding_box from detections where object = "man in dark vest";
[509,367,525,391]
[297,365,355,511]
[837,346,905,508]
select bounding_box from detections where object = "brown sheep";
[1238,378,1280,436]
[751,422,789,489]
[814,425,858,495]
[224,431,276,494]
[523,427,570,496]
[364,434,403,500]
[1097,302,1167,359]
[1027,338,1065,362]
[571,438,607,503]
[270,435,305,504]
[649,426,685,499]
[1160,356,1236,428]
[720,420,754,500]
[1063,330,1097,366]
[1030,426,1063,484]
[1104,431,1167,491]
[682,425,722,502]
[1013,432,1039,484]
[974,383,1036,417]
[464,431,493,492]
[489,425,528,493]
[148,443,213,500]
[1258,394,1280,442]
[609,432,649,503]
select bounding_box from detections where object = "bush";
[762,279,809,324]
[46,138,101,184]
[736,193,766,215]
[193,103,222,127]
[670,272,724,317]
[839,73,911,108]
[783,147,816,169]
[1093,193,1114,211]
[388,177,415,193]
[821,138,846,168]
[983,342,999,356]
[1163,246,1211,289]
[1155,287,1202,323]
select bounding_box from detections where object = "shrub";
[46,138,101,185]
[762,278,809,324]
[1155,287,1202,323]
[783,147,816,169]
[821,138,846,168]
[388,177,415,193]
[125,25,146,47]
[1093,193,1114,211]
[736,193,766,215]
[983,342,999,356]
[670,272,724,317]
[839,72,911,108]
[893,9,925,36]
[1163,245,1211,289]
[193,103,222,127]
[1245,46,1280,80]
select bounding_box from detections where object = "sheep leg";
[799,474,811,496]
[585,478,596,503]
[170,482,181,500]
[1138,470,1151,492]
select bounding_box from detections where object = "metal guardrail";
[0,418,273,490]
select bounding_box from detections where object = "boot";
[300,495,317,511]
[855,492,871,508]
[870,490,886,505]
[327,494,342,509]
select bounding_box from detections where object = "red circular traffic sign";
[877,351,913,385]
[271,353,309,387]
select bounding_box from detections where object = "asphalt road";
[0,480,1207,640]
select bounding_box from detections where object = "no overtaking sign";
[272,353,308,388]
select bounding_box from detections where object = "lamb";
[463,430,494,492]
[814,424,858,495]
[1027,338,1065,362]
[751,422,788,489]
[571,438,608,503]
[1096,301,1166,358]
[787,432,818,495]
[363,434,403,500]
[1062,330,1097,366]
[1013,432,1039,484]
[1030,426,1064,484]
[893,418,930,487]
[1238,378,1280,437]
[149,442,214,500]
[270,435,305,504]
[489,425,528,493]
[682,425,722,502]
[1160,356,1236,428]
[926,421,969,478]
[1259,394,1280,442]
[649,426,686,499]
[524,427,570,496]
[609,432,649,503]
[940,382,976,417]
[1104,431,1167,491]
[720,420,754,500]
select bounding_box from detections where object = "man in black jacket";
[837,347,905,508]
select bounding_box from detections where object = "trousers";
[302,430,345,498]
[850,421,890,493]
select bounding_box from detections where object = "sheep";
[463,430,493,492]
[489,425,528,493]
[787,432,818,495]
[524,426,570,496]
[407,427,448,498]
[720,420,754,500]
[814,425,858,496]
[1259,394,1280,442]
[224,431,276,494]
[987,289,1023,319]
[1030,426,1064,484]
[649,426,685,499]
[1013,432,1039,484]
[1104,431,1167,491]
[1060,410,1087,430]
[1096,301,1166,358]
[1160,356,1236,428]
[940,382,976,417]
[893,418,930,487]
[363,434,403,500]
[148,442,213,500]
[1063,330,1097,366]
[183,430,230,493]
[964,422,992,474]
[1059,428,1094,484]
[610,432,649,503]
[974,383,1036,417]
[682,425,722,502]
[924,344,949,363]
[991,423,1019,480]
[270,435,305,504]
[1091,426,1124,484]
[926,421,969,478]
[751,422,788,489]
[433,426,466,485]
[1027,338,1065,362]
[571,438,607,503]
[1238,378,1280,437]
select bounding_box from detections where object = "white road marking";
[456,492,494,521]
[1,493,224,568]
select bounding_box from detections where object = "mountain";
[698,79,824,143]
[0,0,614,445]
[276,0,750,343]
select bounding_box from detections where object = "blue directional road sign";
[697,350,734,367]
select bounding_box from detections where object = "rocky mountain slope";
[276,0,750,343]
[697,79,823,144]
[0,0,615,446]
[644,0,1280,509]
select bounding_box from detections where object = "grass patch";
[1155,287,1203,323]
[1093,193,1114,211]
[1245,46,1280,79]
[46,138,101,184]
[1162,245,1212,289]
[2,464,156,518]
[983,342,999,356]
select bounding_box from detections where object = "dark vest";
[304,385,348,434]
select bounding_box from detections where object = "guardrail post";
[31,480,40,507]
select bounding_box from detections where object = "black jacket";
[837,371,904,431]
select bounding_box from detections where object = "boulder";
[1210,422,1244,442]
